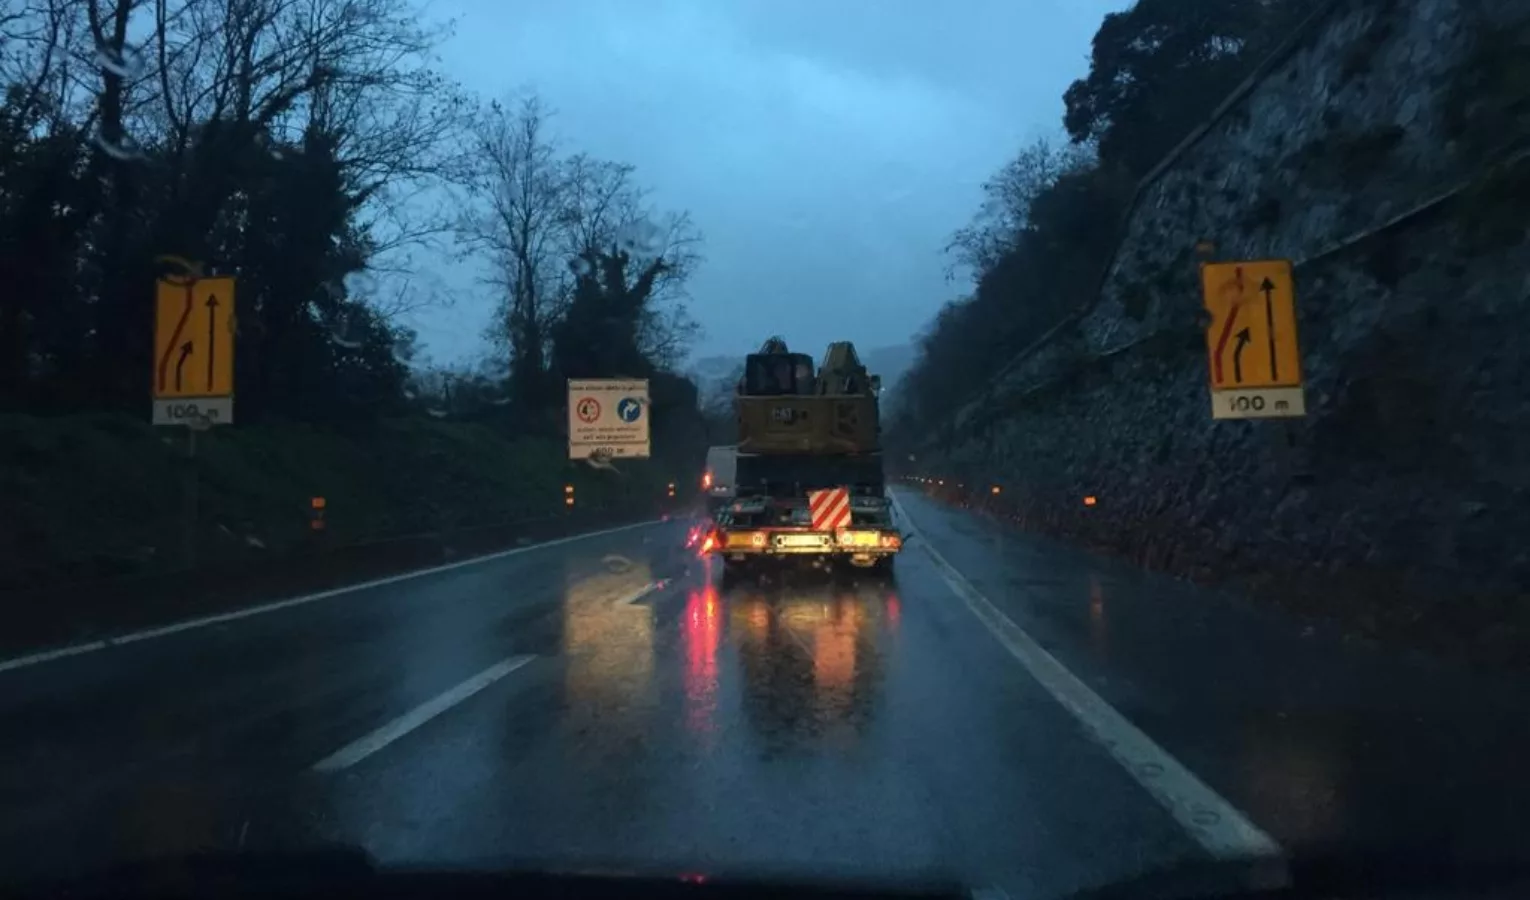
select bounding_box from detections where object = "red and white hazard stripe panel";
[808,487,852,531]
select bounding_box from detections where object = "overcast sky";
[411,0,1126,364]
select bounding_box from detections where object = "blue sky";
[411,0,1127,363]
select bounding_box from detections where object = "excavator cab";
[735,337,881,455]
[742,351,816,397]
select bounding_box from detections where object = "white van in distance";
[703,445,737,513]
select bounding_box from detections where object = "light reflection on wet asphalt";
[1,490,1529,899]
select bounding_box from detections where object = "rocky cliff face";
[922,0,1530,658]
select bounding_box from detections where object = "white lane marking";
[616,581,662,605]
[312,655,536,772]
[890,490,1287,867]
[0,519,667,675]
[0,640,112,675]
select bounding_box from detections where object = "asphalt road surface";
[3,487,1528,898]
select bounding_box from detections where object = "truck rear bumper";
[709,528,902,561]
[721,547,899,558]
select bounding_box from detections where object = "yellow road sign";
[154,276,235,399]
[1201,259,1305,419]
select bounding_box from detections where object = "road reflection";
[114,773,223,862]
[562,559,657,743]
[682,585,722,740]
[1088,574,1109,661]
[1238,717,1348,846]
[720,579,893,754]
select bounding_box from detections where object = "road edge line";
[891,489,1289,876]
[0,518,667,675]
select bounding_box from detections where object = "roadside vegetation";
[0,0,710,586]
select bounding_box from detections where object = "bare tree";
[127,0,466,275]
[455,92,566,395]
[945,137,1092,278]
[456,91,704,394]
[559,153,701,310]
[558,152,640,259]
[0,0,84,127]
[636,301,700,370]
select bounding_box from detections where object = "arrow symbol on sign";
[205,292,219,388]
[1260,277,1278,381]
[1233,328,1251,383]
[175,341,193,390]
[158,282,194,391]
[1212,305,1240,384]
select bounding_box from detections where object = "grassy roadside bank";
[1,412,697,656]
[0,505,673,659]
[1,411,692,589]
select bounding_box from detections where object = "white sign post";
[568,378,651,460]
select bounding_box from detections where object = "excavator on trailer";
[700,336,902,579]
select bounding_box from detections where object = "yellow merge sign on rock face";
[1200,259,1305,419]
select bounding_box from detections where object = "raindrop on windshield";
[585,448,621,474]
[480,382,512,406]
[615,220,664,256]
[328,308,366,349]
[343,270,378,301]
[93,131,145,162]
[92,42,145,78]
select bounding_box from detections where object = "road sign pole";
[181,426,198,568]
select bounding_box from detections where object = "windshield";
[3,0,1529,898]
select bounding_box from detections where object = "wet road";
[3,490,1529,898]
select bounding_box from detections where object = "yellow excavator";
[701,337,901,578]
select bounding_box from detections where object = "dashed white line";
[617,580,667,605]
[312,655,536,772]
[0,518,667,675]
[890,490,1287,874]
